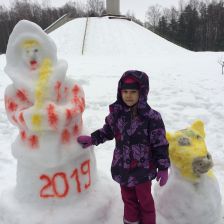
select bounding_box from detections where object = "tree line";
[145,0,224,51]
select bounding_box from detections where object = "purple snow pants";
[120,181,156,224]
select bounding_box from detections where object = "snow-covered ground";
[0,17,224,223]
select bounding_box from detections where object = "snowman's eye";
[195,135,202,140]
[178,137,191,146]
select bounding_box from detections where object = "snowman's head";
[166,120,214,182]
[5,20,58,77]
[21,39,43,70]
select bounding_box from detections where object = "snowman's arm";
[55,82,85,128]
[22,82,85,132]
[55,82,85,131]
[65,82,85,113]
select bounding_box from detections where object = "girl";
[77,70,170,224]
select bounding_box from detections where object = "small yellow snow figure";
[154,120,222,224]
[166,120,214,182]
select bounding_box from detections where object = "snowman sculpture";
[154,120,222,224]
[0,20,113,224]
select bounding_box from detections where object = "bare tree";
[190,0,200,10]
[162,8,172,23]
[145,4,161,31]
[87,0,105,16]
[42,0,51,9]
[126,10,135,18]
[75,2,87,17]
[178,0,186,12]
[126,10,143,26]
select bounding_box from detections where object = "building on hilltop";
[106,0,120,15]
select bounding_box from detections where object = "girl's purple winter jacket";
[91,70,170,187]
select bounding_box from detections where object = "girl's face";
[121,89,139,107]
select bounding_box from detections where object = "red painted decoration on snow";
[72,85,80,96]
[72,106,79,116]
[61,129,70,143]
[71,169,81,193]
[72,96,79,104]
[47,104,58,129]
[81,97,85,108]
[18,112,25,125]
[7,99,18,112]
[40,172,71,198]
[55,81,62,102]
[20,130,26,141]
[72,97,85,113]
[51,173,69,198]
[12,115,18,124]
[28,135,39,148]
[64,86,68,97]
[73,125,79,136]
[81,160,91,189]
[39,159,92,199]
[16,89,29,102]
[40,175,55,198]
[79,98,85,112]
[66,109,72,123]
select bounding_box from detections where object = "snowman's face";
[21,41,43,70]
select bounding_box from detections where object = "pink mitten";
[77,135,92,148]
[156,169,168,186]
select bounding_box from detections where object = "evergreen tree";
[157,16,168,38]
[148,0,224,51]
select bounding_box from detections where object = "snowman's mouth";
[30,60,37,65]
[30,60,38,70]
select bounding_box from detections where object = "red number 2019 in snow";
[39,160,91,198]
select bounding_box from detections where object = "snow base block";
[0,172,114,224]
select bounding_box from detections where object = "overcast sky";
[0,0,182,22]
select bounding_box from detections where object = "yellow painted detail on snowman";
[34,58,52,109]
[31,114,42,131]
[166,120,214,182]
[207,170,214,178]
[31,58,52,130]
[21,39,40,49]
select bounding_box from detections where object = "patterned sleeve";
[149,111,170,170]
[91,113,114,146]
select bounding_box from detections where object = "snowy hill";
[49,17,223,80]
[0,17,224,223]
[50,17,190,56]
